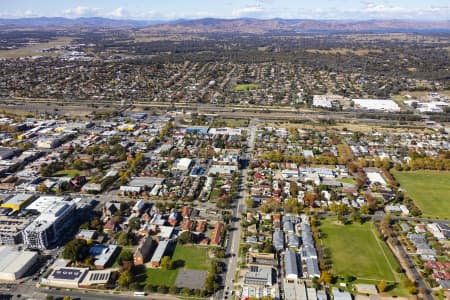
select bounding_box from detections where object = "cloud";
[62,6,100,18]
[231,5,265,17]
[360,3,449,18]
[108,7,128,18]
[23,10,37,17]
[0,2,448,21]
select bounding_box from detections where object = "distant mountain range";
[0,17,161,28]
[1,17,449,33]
[142,18,450,34]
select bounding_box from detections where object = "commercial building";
[1,194,35,211]
[208,165,237,176]
[120,177,164,195]
[43,267,89,288]
[0,215,34,245]
[36,135,66,149]
[244,265,274,286]
[185,126,209,134]
[284,281,308,300]
[0,246,39,281]
[89,244,119,269]
[332,287,353,300]
[79,269,111,288]
[352,99,400,112]
[22,196,76,249]
[172,158,193,171]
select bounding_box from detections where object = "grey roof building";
[284,250,299,281]
[273,230,285,251]
[287,234,300,248]
[306,257,320,278]
[283,221,295,233]
[244,265,274,286]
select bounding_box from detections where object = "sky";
[0,0,449,21]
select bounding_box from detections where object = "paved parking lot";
[175,270,208,290]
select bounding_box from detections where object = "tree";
[160,256,172,270]
[169,286,179,294]
[118,232,134,246]
[360,204,369,215]
[144,283,157,293]
[72,159,91,170]
[118,249,134,267]
[312,277,319,288]
[351,211,362,224]
[245,198,256,208]
[62,239,89,262]
[284,198,300,213]
[37,183,48,193]
[128,217,141,231]
[118,269,134,288]
[157,285,168,294]
[214,247,226,258]
[289,181,299,197]
[178,231,195,244]
[377,280,387,293]
[345,274,356,282]
[320,271,332,284]
[181,287,191,296]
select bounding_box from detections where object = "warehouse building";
[1,194,36,211]
[0,246,39,281]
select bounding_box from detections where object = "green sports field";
[233,83,261,91]
[320,218,399,282]
[392,171,450,219]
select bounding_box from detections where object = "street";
[218,119,258,299]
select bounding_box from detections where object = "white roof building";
[0,246,39,281]
[173,158,193,171]
[353,99,400,112]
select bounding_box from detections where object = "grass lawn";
[172,244,211,270]
[233,83,261,91]
[211,118,249,128]
[139,244,210,288]
[392,170,450,219]
[336,177,356,185]
[144,268,179,286]
[209,188,221,201]
[320,218,399,282]
[53,169,83,177]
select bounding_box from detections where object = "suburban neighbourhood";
[0,5,449,300]
[0,106,448,300]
